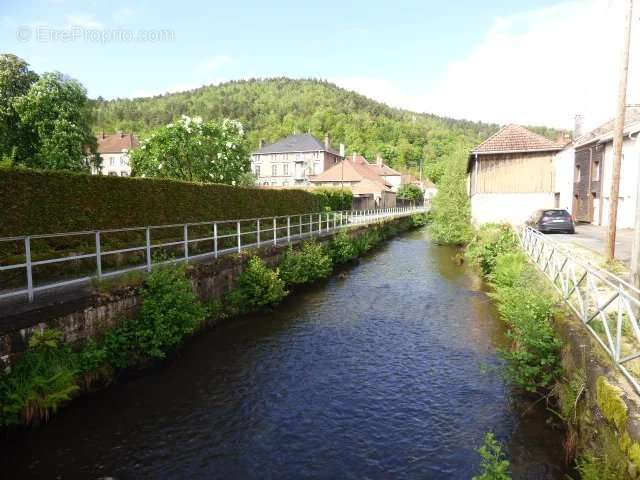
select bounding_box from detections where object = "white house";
[251,133,344,186]
[92,132,139,176]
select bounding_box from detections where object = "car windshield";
[543,210,570,217]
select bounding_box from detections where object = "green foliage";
[131,115,249,184]
[397,183,423,203]
[410,212,429,227]
[330,231,358,264]
[0,168,322,236]
[13,71,95,171]
[228,257,288,313]
[279,241,333,286]
[0,54,39,164]
[472,433,511,480]
[0,329,79,426]
[466,224,519,275]
[576,454,624,480]
[312,187,353,211]
[134,264,206,359]
[91,78,500,175]
[478,229,562,394]
[429,148,473,245]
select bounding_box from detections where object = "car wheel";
[568,228,575,234]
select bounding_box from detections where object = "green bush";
[0,168,323,236]
[330,231,358,264]
[466,224,519,275]
[0,330,79,426]
[480,230,562,394]
[228,256,288,313]
[134,264,207,359]
[279,240,333,286]
[312,187,353,211]
[410,212,429,227]
[472,433,511,480]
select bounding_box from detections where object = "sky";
[1,0,638,130]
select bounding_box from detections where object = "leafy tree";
[13,72,95,170]
[131,115,249,184]
[397,184,423,203]
[0,54,38,163]
[429,148,473,245]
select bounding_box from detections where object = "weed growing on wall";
[0,330,79,426]
[330,231,358,265]
[472,433,511,480]
[279,241,333,286]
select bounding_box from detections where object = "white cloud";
[332,1,638,130]
[65,14,103,29]
[423,0,639,129]
[196,55,233,73]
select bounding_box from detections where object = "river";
[2,228,568,479]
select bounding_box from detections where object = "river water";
[3,228,568,479]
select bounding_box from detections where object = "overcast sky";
[1,0,637,129]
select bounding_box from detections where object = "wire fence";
[0,205,427,304]
[521,225,640,393]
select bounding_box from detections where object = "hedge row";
[0,169,323,236]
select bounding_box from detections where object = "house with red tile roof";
[309,153,397,209]
[468,124,565,225]
[92,132,139,177]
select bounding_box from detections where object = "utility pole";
[606,0,633,262]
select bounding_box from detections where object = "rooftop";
[97,132,139,154]
[472,124,564,155]
[254,133,340,155]
[574,107,640,148]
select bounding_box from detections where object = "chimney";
[339,143,345,157]
[376,154,383,167]
[259,139,264,149]
[574,114,584,138]
[102,131,105,139]
[324,133,330,149]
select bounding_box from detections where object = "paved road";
[552,224,633,265]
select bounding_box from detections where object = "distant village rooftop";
[254,133,340,156]
[97,132,139,154]
[472,124,564,155]
[574,107,640,148]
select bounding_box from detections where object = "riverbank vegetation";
[0,217,422,429]
[472,433,511,480]
[466,224,562,394]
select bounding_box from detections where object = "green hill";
[90,78,562,176]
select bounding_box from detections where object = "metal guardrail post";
[184,224,189,260]
[273,217,277,245]
[237,221,242,252]
[25,236,34,302]
[318,213,322,234]
[257,219,261,247]
[287,216,291,243]
[299,215,303,237]
[145,227,152,271]
[95,231,102,279]
[214,223,218,258]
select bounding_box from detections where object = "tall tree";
[131,115,249,184]
[0,54,38,163]
[14,72,95,170]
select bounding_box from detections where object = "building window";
[575,164,581,183]
[593,160,600,181]
[283,163,289,176]
[110,157,116,166]
[108,172,118,176]
[296,153,302,162]
[314,162,320,175]
[120,171,129,177]
[272,164,277,176]
[255,165,261,177]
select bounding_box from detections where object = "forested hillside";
[91,78,564,177]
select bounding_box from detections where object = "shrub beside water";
[467,224,562,395]
[228,256,288,313]
[279,241,333,286]
[330,231,358,265]
[472,433,511,480]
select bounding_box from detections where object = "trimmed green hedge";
[0,169,323,236]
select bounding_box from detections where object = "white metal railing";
[521,225,640,393]
[0,206,427,304]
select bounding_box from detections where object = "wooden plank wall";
[474,152,555,193]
